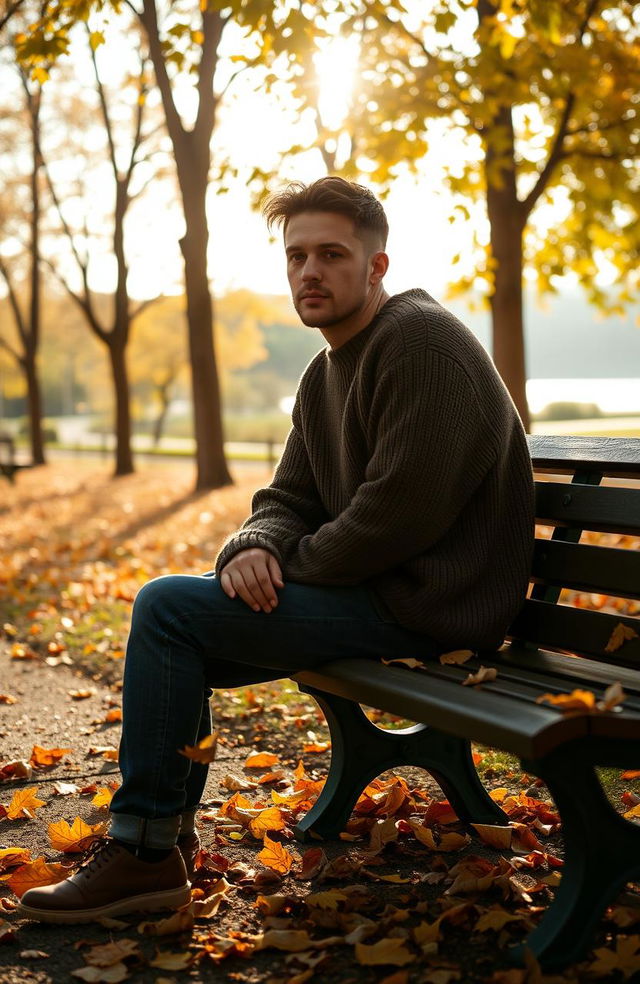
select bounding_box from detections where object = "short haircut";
[263,176,389,250]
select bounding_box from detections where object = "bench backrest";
[508,435,640,670]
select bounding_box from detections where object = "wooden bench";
[293,434,640,970]
[0,434,32,482]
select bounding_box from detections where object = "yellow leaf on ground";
[7,857,69,898]
[474,909,528,933]
[88,747,119,760]
[92,787,114,809]
[0,694,17,704]
[249,806,287,839]
[104,708,122,723]
[305,890,348,910]
[30,745,73,767]
[256,833,294,874]
[85,939,142,967]
[178,732,218,764]
[254,929,315,952]
[70,965,129,983]
[0,847,31,873]
[138,907,194,935]
[68,689,96,700]
[220,773,257,791]
[590,934,640,978]
[407,821,469,852]
[6,787,46,820]
[48,817,107,853]
[355,938,415,966]
[244,751,280,769]
[471,824,513,850]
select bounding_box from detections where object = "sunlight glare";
[314,36,359,131]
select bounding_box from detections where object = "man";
[18,177,534,923]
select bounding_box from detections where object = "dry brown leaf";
[0,847,31,873]
[6,786,46,820]
[474,909,528,933]
[85,939,142,967]
[297,847,327,880]
[253,929,324,952]
[178,732,218,764]
[19,950,50,959]
[407,821,469,852]
[462,666,497,687]
[0,760,32,780]
[355,938,415,967]
[589,935,640,979]
[48,817,107,853]
[305,889,349,910]
[104,708,122,723]
[257,833,294,874]
[439,649,474,665]
[148,950,193,970]
[604,622,639,654]
[137,906,194,935]
[70,965,129,983]
[68,689,96,700]
[52,780,80,796]
[0,694,17,704]
[380,657,425,669]
[471,823,514,850]
[220,773,257,791]
[597,681,626,712]
[88,746,119,760]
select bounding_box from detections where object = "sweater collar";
[325,289,430,370]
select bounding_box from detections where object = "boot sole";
[16,884,192,924]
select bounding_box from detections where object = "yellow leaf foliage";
[48,817,107,853]
[256,833,294,874]
[6,787,46,820]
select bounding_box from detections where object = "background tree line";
[1,0,639,489]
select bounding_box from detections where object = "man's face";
[284,211,377,330]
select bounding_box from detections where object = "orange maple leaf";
[0,847,31,873]
[249,807,287,839]
[604,622,639,654]
[91,787,115,809]
[6,786,46,820]
[244,751,280,769]
[536,688,597,712]
[48,817,107,853]
[7,857,69,899]
[407,820,469,852]
[178,733,218,764]
[30,745,73,768]
[256,833,294,874]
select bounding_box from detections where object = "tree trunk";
[180,181,231,490]
[108,341,134,476]
[483,106,530,431]
[23,347,45,465]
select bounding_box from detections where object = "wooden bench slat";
[490,643,640,696]
[295,658,589,760]
[528,434,640,477]
[531,539,640,600]
[509,599,640,667]
[535,482,640,535]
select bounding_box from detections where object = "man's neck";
[321,286,390,350]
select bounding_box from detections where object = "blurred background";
[1,0,639,489]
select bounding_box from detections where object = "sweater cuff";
[214,531,284,577]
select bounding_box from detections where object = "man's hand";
[219,548,284,613]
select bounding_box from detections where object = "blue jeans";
[109,572,439,848]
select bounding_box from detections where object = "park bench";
[292,434,640,970]
[0,434,32,482]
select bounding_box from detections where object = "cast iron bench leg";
[512,742,640,970]
[293,685,507,841]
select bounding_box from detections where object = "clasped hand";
[219,548,284,613]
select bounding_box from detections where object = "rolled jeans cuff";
[109,812,181,849]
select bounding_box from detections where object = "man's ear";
[369,251,389,285]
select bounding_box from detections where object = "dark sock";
[114,838,173,862]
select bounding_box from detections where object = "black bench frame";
[293,434,640,970]
[0,435,32,482]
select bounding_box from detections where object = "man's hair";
[262,176,389,250]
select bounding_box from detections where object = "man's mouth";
[300,291,329,300]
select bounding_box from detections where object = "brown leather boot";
[177,830,201,880]
[16,840,191,924]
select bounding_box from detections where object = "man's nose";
[301,257,321,280]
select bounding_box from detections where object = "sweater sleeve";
[284,350,500,585]
[214,400,329,575]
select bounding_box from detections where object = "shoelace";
[77,838,118,873]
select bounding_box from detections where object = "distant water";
[526,378,640,415]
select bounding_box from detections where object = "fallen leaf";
[6,786,46,820]
[52,780,80,796]
[0,760,32,780]
[604,622,639,654]
[104,708,122,723]
[253,929,316,952]
[257,833,294,874]
[535,689,597,712]
[91,788,114,809]
[305,889,349,910]
[220,773,257,791]
[355,938,415,966]
[149,950,193,970]
[407,821,469,852]
[621,770,640,780]
[297,847,327,880]
[244,751,280,769]
[48,817,108,853]
[88,746,119,760]
[138,907,194,935]
[70,965,129,983]
[589,935,640,978]
[249,806,287,839]
[380,657,425,669]
[19,950,50,959]
[68,689,96,700]
[178,732,218,764]
[474,909,528,933]
[439,649,474,665]
[597,681,625,712]
[302,741,331,753]
[30,745,73,768]
[85,939,142,967]
[7,857,69,898]
[462,666,497,686]
[0,694,17,704]
[471,824,513,850]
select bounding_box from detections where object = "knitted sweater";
[215,289,534,650]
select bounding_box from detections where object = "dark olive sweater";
[215,289,535,649]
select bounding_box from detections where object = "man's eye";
[325,251,342,259]
[288,253,305,263]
